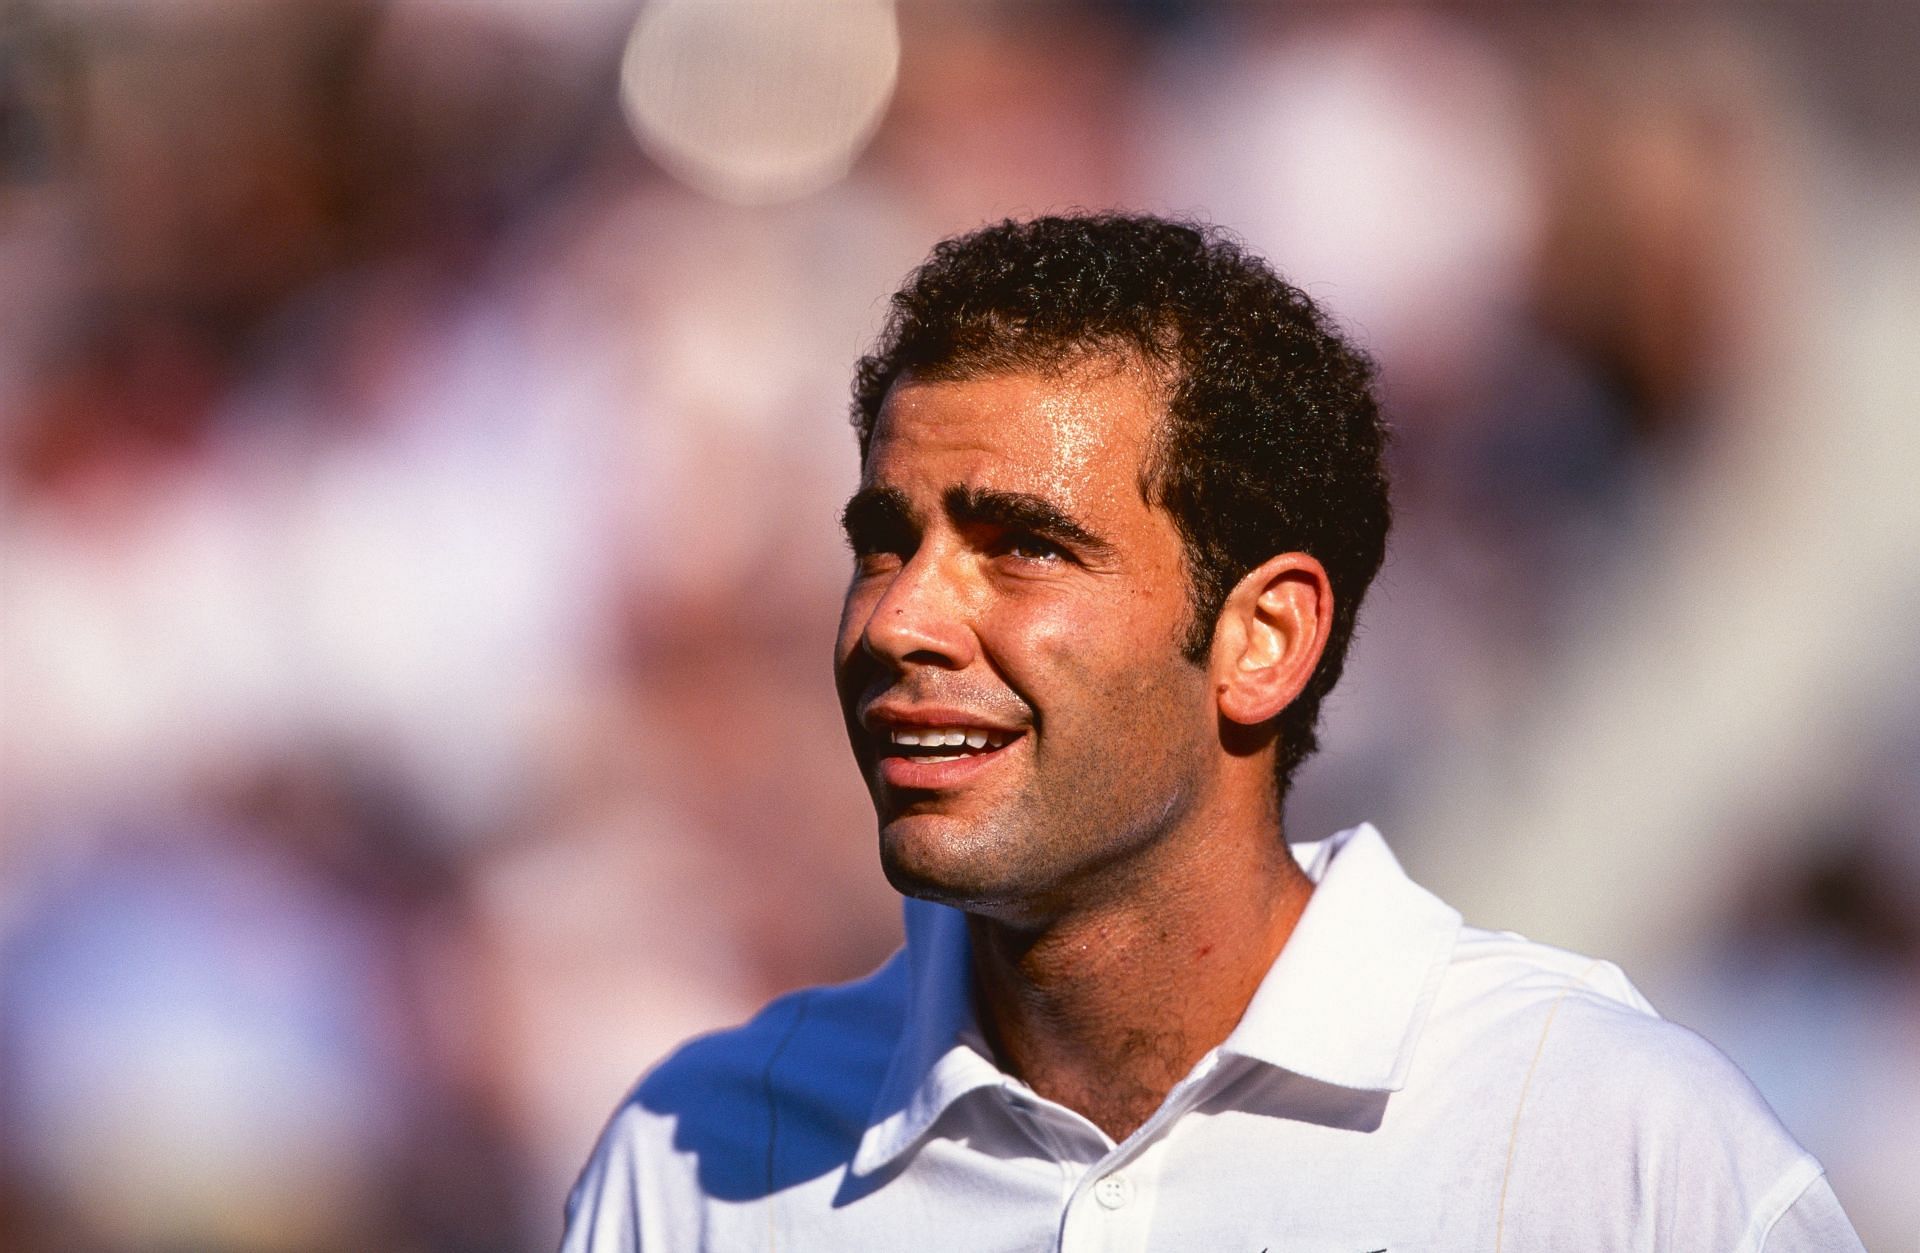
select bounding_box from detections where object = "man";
[564,216,1861,1250]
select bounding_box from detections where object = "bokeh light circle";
[620,0,900,206]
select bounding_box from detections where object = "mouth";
[864,716,1028,790]
[881,724,1019,764]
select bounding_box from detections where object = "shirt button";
[1094,1173,1134,1210]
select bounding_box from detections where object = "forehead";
[863,363,1163,508]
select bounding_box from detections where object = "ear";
[1209,552,1333,726]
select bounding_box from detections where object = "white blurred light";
[620,0,900,206]
[1146,16,1539,371]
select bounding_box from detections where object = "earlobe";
[1212,553,1333,726]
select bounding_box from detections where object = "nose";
[855,545,978,673]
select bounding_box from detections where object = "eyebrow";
[840,484,1117,562]
[840,486,914,542]
[944,485,1116,561]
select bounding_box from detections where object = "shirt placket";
[1057,1148,1156,1253]
[1048,1050,1224,1253]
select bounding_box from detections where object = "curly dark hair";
[850,213,1390,798]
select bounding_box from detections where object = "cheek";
[832,614,871,724]
[992,590,1197,721]
[834,579,882,667]
[833,594,862,666]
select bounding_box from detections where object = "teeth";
[887,725,1016,751]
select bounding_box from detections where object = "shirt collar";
[850,823,1461,1174]
[1221,823,1461,1093]
[852,897,1003,1175]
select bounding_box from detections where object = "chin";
[875,811,1031,912]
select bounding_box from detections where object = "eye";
[844,520,916,574]
[1000,532,1067,563]
[848,539,909,576]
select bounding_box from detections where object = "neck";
[964,806,1313,1143]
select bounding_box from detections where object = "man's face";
[834,363,1220,922]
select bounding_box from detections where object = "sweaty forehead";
[863,365,1162,511]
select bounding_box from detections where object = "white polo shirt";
[563,824,1862,1251]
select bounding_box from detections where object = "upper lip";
[860,703,1025,738]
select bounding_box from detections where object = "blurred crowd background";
[2,0,1917,1248]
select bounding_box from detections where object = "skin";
[835,360,1334,1141]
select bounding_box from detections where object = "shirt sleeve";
[560,1112,644,1253]
[1758,1172,1866,1253]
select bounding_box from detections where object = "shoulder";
[1439,926,1761,1107]
[634,950,909,1131]
[563,951,909,1240]
[1432,929,1836,1247]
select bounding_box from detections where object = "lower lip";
[876,738,1021,790]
